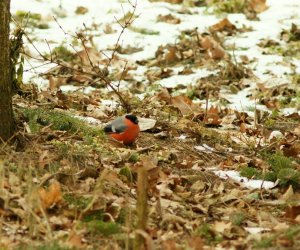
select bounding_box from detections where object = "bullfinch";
[104,114,140,145]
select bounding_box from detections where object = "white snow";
[213,170,276,189]
[195,144,215,153]
[12,0,300,93]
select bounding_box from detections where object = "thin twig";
[17,1,138,112]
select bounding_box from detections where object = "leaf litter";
[1,0,300,249]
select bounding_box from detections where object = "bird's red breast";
[104,115,140,145]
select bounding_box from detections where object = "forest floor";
[1,0,300,249]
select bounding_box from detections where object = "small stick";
[134,166,148,250]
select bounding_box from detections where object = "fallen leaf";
[156,88,200,116]
[39,180,63,209]
[76,47,102,66]
[164,46,180,64]
[209,18,237,33]
[68,231,85,249]
[249,0,268,13]
[188,236,204,250]
[213,221,232,233]
[157,14,181,24]
[200,36,225,60]
[280,185,294,201]
[240,122,247,133]
[204,106,221,126]
[285,205,300,220]
[171,95,199,116]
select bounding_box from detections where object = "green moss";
[277,168,300,187]
[82,210,105,222]
[285,225,300,240]
[264,153,299,187]
[129,153,140,163]
[64,194,92,210]
[116,207,129,224]
[266,42,300,59]
[240,166,260,179]
[48,161,61,174]
[52,140,102,164]
[117,11,137,26]
[186,89,197,100]
[291,74,300,85]
[245,192,260,201]
[22,107,104,137]
[15,11,42,21]
[268,153,293,172]
[264,171,277,182]
[207,0,246,14]
[245,106,256,112]
[87,221,121,236]
[194,223,223,245]
[119,166,134,182]
[14,11,49,30]
[279,96,292,106]
[50,45,76,62]
[36,23,50,29]
[264,118,276,129]
[17,242,72,250]
[254,236,275,248]
[129,26,160,35]
[241,152,300,188]
[229,212,246,226]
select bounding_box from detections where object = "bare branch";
[17,2,138,112]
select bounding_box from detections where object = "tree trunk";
[0,0,14,142]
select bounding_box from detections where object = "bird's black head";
[125,114,139,124]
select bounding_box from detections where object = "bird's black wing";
[104,116,128,134]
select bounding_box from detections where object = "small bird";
[104,114,140,145]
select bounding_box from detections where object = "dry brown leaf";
[188,237,204,250]
[156,88,172,102]
[49,76,68,90]
[157,14,181,24]
[285,205,300,220]
[192,203,209,214]
[77,47,102,66]
[214,221,232,233]
[162,214,186,225]
[68,231,85,249]
[39,180,63,209]
[190,180,206,192]
[282,141,300,158]
[162,240,178,250]
[156,88,200,116]
[141,157,160,196]
[200,36,225,60]
[38,150,51,169]
[71,73,93,83]
[240,122,247,133]
[103,24,116,34]
[204,106,221,125]
[171,95,199,116]
[249,0,268,13]
[280,185,294,201]
[101,169,128,189]
[164,46,180,64]
[209,18,237,33]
